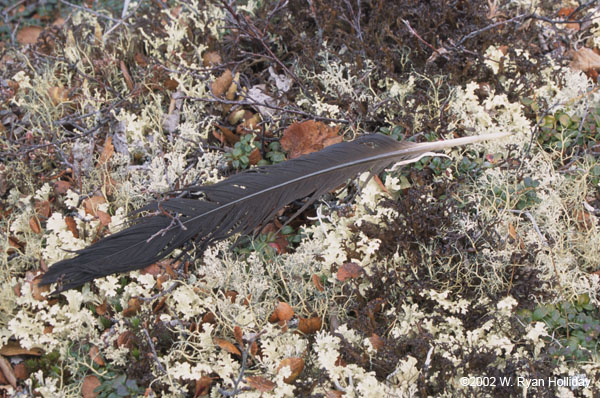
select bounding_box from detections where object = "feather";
[40,132,510,292]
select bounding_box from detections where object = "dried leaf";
[81,374,101,398]
[65,216,79,238]
[95,300,107,315]
[48,86,68,106]
[116,331,135,349]
[122,298,141,317]
[269,302,294,323]
[194,375,213,396]
[246,376,276,392]
[89,345,105,366]
[54,180,71,194]
[13,363,27,380]
[508,223,517,240]
[17,26,43,45]
[234,326,243,345]
[0,355,16,388]
[277,357,304,383]
[211,69,233,98]
[336,262,363,282]
[31,275,49,301]
[226,72,239,100]
[29,216,41,234]
[248,148,262,165]
[203,51,221,67]
[298,317,322,334]
[312,274,324,292]
[98,136,114,166]
[97,210,111,226]
[35,200,51,218]
[83,195,106,217]
[281,121,342,159]
[369,333,384,351]
[325,391,344,398]
[0,341,41,357]
[570,48,600,72]
[213,337,241,356]
[120,60,134,91]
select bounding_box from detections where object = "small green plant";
[490,176,541,210]
[224,134,256,169]
[94,373,145,398]
[519,294,600,362]
[264,141,286,164]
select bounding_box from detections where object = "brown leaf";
[202,51,222,67]
[122,298,141,317]
[269,302,294,323]
[116,331,135,349]
[54,180,71,194]
[65,216,79,238]
[570,48,600,72]
[280,120,342,159]
[29,216,41,234]
[0,341,42,357]
[83,195,106,217]
[369,333,384,351]
[17,26,43,45]
[96,210,111,226]
[298,317,322,334]
[277,357,304,383]
[0,355,16,388]
[234,326,243,346]
[35,200,51,218]
[134,53,149,67]
[98,136,114,166]
[95,300,108,316]
[213,337,241,356]
[81,374,101,398]
[508,222,517,240]
[246,376,276,392]
[31,275,49,301]
[194,375,213,397]
[13,363,27,380]
[312,274,324,292]
[89,345,105,366]
[325,391,344,398]
[557,7,580,30]
[248,148,262,165]
[211,69,233,98]
[336,262,363,282]
[48,86,68,106]
[120,60,134,91]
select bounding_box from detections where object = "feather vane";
[40,132,509,292]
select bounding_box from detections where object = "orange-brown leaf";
[213,337,241,356]
[570,48,600,72]
[17,26,43,45]
[0,355,16,388]
[203,51,222,67]
[65,216,79,238]
[81,374,101,398]
[89,345,105,366]
[246,376,276,392]
[312,274,324,292]
[195,375,213,396]
[369,333,384,351]
[269,302,294,323]
[98,136,114,166]
[83,195,106,217]
[298,317,322,334]
[48,86,69,106]
[211,69,233,98]
[234,326,243,345]
[336,262,363,282]
[277,357,304,383]
[280,120,342,159]
[29,216,41,234]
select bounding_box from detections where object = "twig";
[142,328,167,374]
[218,332,264,396]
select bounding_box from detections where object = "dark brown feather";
[40,132,509,292]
